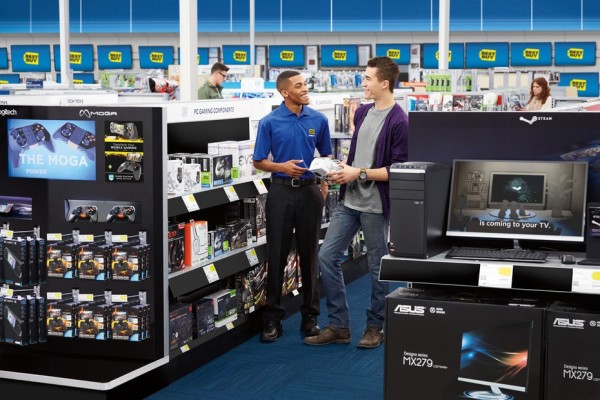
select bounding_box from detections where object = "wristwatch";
[358,168,368,182]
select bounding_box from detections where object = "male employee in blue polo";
[253,70,332,343]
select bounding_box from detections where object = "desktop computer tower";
[388,162,451,258]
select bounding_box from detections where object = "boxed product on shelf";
[233,271,255,315]
[167,158,184,195]
[197,153,233,188]
[243,194,267,241]
[192,298,215,338]
[282,249,299,296]
[208,227,229,259]
[111,303,146,341]
[4,296,28,345]
[36,296,46,343]
[218,219,252,250]
[248,262,267,309]
[77,302,112,340]
[207,140,236,156]
[46,300,78,338]
[172,153,203,193]
[78,243,112,280]
[342,97,361,134]
[168,222,185,273]
[25,237,37,286]
[184,220,208,267]
[36,238,47,284]
[111,243,145,281]
[169,303,193,350]
[46,242,80,279]
[223,140,256,181]
[545,301,600,400]
[3,237,27,286]
[203,289,237,328]
[26,295,38,344]
[384,287,547,400]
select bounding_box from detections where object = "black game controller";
[8,123,55,167]
[47,256,66,274]
[112,319,132,336]
[106,205,136,223]
[79,318,97,335]
[48,315,66,333]
[109,122,139,140]
[52,122,96,161]
[66,205,98,223]
[79,258,98,276]
[117,153,143,181]
[112,255,131,276]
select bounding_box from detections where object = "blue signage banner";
[0,74,20,84]
[375,44,411,65]
[0,48,8,69]
[321,45,358,67]
[268,45,306,68]
[56,73,95,84]
[510,42,552,67]
[97,45,133,69]
[223,45,251,65]
[11,45,51,72]
[558,72,599,97]
[422,43,465,69]
[139,46,174,69]
[177,48,210,65]
[53,44,94,71]
[465,42,509,69]
[554,42,596,66]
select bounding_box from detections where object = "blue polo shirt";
[253,102,332,179]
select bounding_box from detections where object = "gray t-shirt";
[345,105,392,214]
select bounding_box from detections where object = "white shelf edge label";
[46,233,62,241]
[245,248,259,266]
[47,292,63,300]
[478,263,513,289]
[203,264,219,283]
[226,322,235,330]
[292,289,300,297]
[572,268,600,294]
[224,186,239,202]
[0,229,13,238]
[112,234,128,243]
[180,344,190,353]
[253,179,268,194]
[0,287,14,296]
[182,194,200,212]
[79,234,95,243]
[112,294,129,303]
[79,293,95,302]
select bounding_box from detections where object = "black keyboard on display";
[445,247,548,263]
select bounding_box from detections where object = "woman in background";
[520,77,553,111]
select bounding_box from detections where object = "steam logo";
[523,48,540,60]
[23,52,39,65]
[233,51,247,62]
[150,52,164,63]
[519,116,538,125]
[332,51,347,61]
[478,49,496,62]
[70,51,82,65]
[108,51,122,63]
[435,50,452,62]
[386,49,401,59]
[570,79,587,91]
[568,48,584,60]
[280,51,294,61]
[79,109,118,118]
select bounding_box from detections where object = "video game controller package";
[46,242,80,279]
[111,303,145,341]
[192,298,215,338]
[77,302,112,340]
[3,237,27,286]
[167,159,184,195]
[169,303,193,350]
[78,243,112,280]
[4,296,28,345]
[46,300,78,338]
[111,246,140,281]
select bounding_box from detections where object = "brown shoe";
[304,326,351,346]
[357,326,384,349]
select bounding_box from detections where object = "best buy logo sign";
[332,50,347,61]
[570,79,587,91]
[0,80,8,84]
[150,52,164,63]
[23,52,39,65]
[435,50,453,62]
[108,51,122,63]
[386,49,400,59]
[73,79,83,84]
[280,51,294,61]
[523,48,539,60]
[568,48,584,60]
[233,51,247,62]
[479,49,496,62]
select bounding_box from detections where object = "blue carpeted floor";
[147,273,388,399]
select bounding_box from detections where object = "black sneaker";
[300,315,320,337]
[259,320,283,343]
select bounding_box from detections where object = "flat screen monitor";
[459,320,533,397]
[447,159,588,242]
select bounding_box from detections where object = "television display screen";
[447,160,588,242]
[97,45,133,69]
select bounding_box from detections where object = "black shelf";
[167,177,269,218]
[168,239,268,298]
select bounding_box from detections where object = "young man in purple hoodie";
[305,56,408,349]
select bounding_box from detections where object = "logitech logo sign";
[79,109,117,118]
[519,115,553,125]
[0,109,17,116]
[394,304,425,316]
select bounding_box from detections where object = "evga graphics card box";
[77,303,112,340]
[384,288,547,400]
[78,243,112,280]
[203,288,237,328]
[46,300,78,338]
[193,298,215,338]
[545,301,600,400]
[169,302,193,350]
[223,140,257,181]
[3,237,27,286]
[3,296,28,345]
[168,222,185,273]
[46,242,80,279]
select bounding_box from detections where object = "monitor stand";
[463,385,513,400]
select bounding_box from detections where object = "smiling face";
[281,74,310,106]
[362,66,387,100]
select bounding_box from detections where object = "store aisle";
[147,273,385,399]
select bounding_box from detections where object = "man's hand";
[326,163,359,185]
[282,159,308,179]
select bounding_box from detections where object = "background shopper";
[198,62,229,99]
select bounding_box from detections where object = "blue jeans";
[319,203,390,330]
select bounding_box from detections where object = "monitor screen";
[447,160,588,242]
[459,320,533,394]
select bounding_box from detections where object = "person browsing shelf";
[198,62,229,100]
[518,77,553,111]
[253,70,332,343]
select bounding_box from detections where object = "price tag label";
[478,263,513,289]
[111,294,129,303]
[226,322,235,330]
[0,287,14,296]
[203,264,219,283]
[245,248,259,266]
[79,234,94,243]
[249,305,255,314]
[47,292,63,300]
[47,233,62,241]
[79,293,94,302]
[292,289,300,297]
[180,344,190,353]
[112,234,128,243]
[0,229,13,238]
[572,268,600,294]
[253,179,268,194]
[224,186,239,202]
[183,194,200,212]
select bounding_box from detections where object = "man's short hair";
[276,70,301,92]
[367,56,400,93]
[211,62,230,75]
